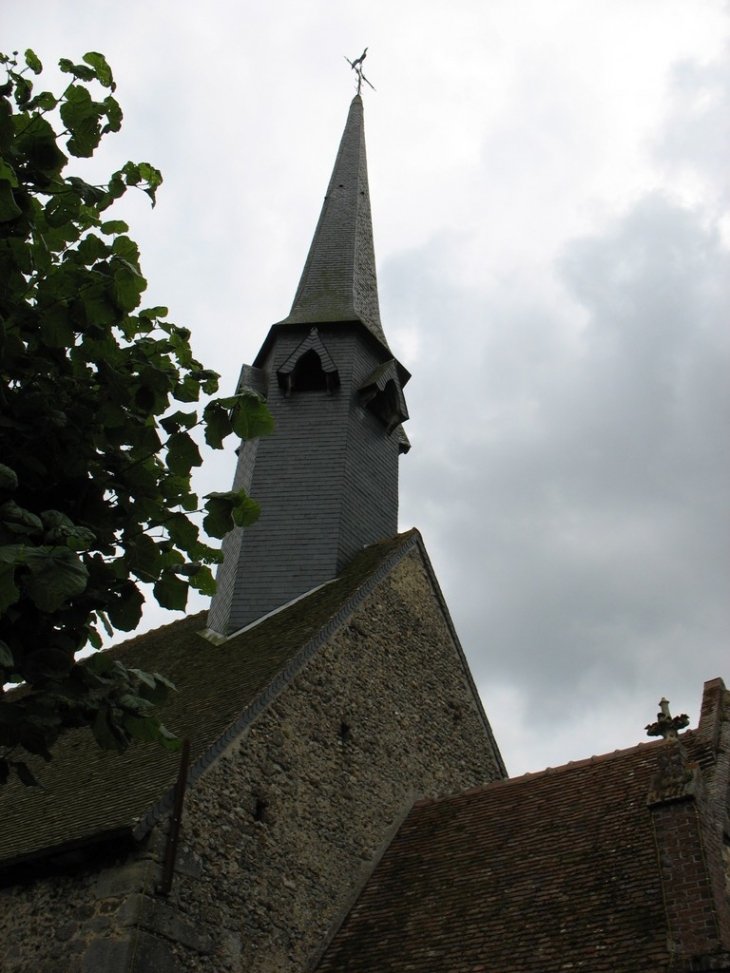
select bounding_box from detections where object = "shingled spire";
[207,96,410,637]
[279,95,388,351]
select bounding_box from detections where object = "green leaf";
[203,402,232,449]
[153,575,188,611]
[231,494,261,528]
[92,707,128,752]
[76,232,109,264]
[117,693,154,714]
[127,533,163,583]
[172,373,202,403]
[16,114,67,174]
[152,671,177,692]
[101,95,123,133]
[38,510,73,531]
[122,713,162,742]
[139,305,169,321]
[82,282,117,325]
[1,502,43,535]
[165,511,199,550]
[120,161,140,186]
[129,668,156,690]
[106,581,145,631]
[202,495,235,539]
[112,259,146,311]
[59,59,96,81]
[202,490,261,538]
[83,51,115,89]
[84,652,116,677]
[24,49,43,75]
[39,510,96,549]
[61,84,102,157]
[12,74,32,109]
[138,162,162,187]
[100,220,128,235]
[160,409,198,436]
[103,171,126,204]
[166,432,202,476]
[155,723,182,751]
[20,547,89,612]
[0,464,18,492]
[188,564,216,596]
[0,158,18,186]
[230,391,275,440]
[0,179,22,222]
[27,90,57,112]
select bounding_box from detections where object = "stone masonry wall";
[0,842,190,973]
[1,545,502,972]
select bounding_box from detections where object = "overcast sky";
[6,1,729,776]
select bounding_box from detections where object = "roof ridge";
[412,736,679,810]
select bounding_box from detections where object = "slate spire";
[279,95,389,351]
[207,94,409,637]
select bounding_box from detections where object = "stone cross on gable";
[646,697,690,739]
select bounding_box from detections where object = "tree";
[0,50,273,785]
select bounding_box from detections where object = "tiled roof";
[0,531,418,868]
[277,96,389,351]
[315,732,727,973]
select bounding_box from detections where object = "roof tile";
[315,734,722,973]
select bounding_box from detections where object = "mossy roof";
[0,531,418,868]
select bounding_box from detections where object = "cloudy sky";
[6,1,729,775]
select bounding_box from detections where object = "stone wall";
[1,847,177,973]
[2,545,502,972]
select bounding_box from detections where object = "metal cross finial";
[344,47,376,94]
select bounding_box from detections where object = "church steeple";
[280,95,388,351]
[208,95,409,637]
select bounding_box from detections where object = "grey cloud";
[389,189,729,771]
[654,47,730,201]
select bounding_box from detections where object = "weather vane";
[344,47,375,94]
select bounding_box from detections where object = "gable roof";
[0,531,422,869]
[315,686,730,973]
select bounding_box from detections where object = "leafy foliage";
[0,50,273,784]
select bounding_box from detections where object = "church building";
[0,95,728,973]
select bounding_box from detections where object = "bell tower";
[208,95,410,636]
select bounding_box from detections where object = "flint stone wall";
[2,546,502,972]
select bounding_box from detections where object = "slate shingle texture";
[209,329,404,634]
[280,95,388,351]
